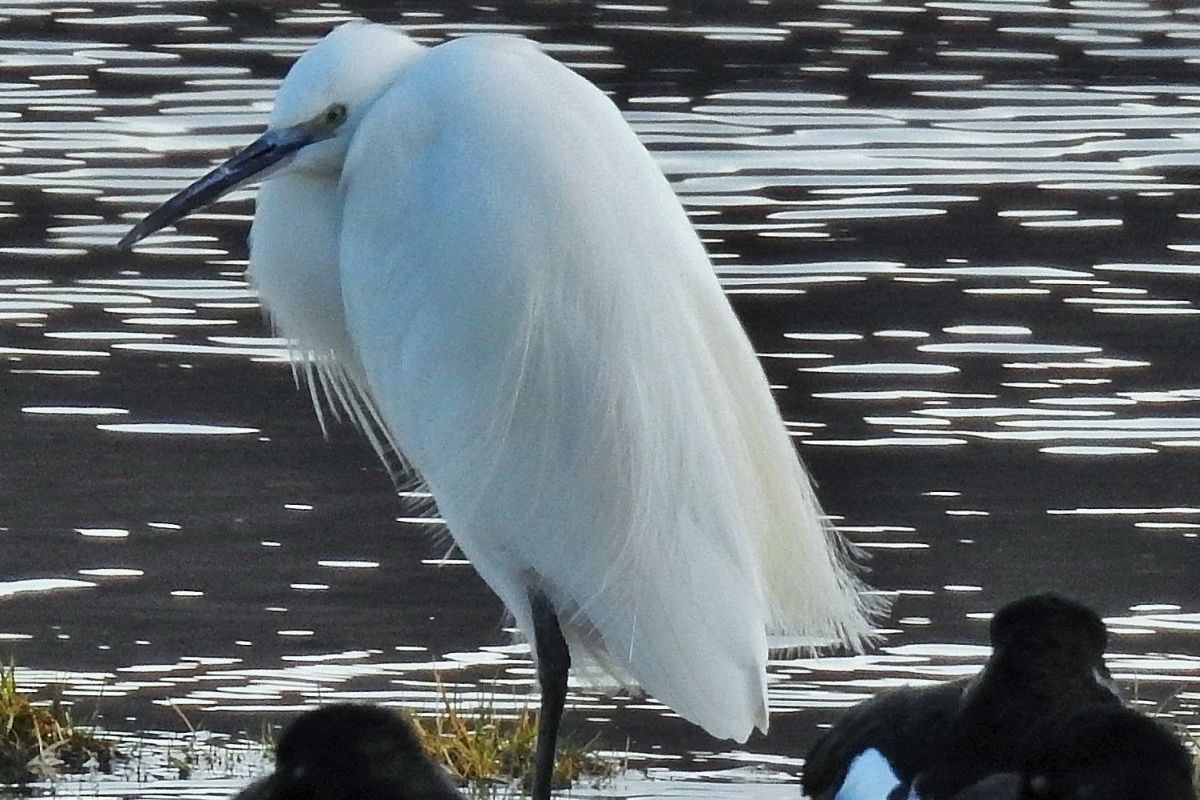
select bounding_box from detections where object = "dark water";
[1,0,1198,794]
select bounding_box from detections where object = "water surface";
[1,1,1198,796]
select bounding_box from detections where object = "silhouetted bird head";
[984,593,1114,696]
[235,704,463,800]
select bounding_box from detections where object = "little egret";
[119,22,876,798]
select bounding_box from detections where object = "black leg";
[529,591,570,800]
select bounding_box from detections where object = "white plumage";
[120,20,876,789]
[835,748,906,800]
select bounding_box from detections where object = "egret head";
[117,22,423,250]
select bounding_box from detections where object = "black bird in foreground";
[234,704,463,800]
[802,594,1124,800]
[951,704,1197,800]
[1015,703,1195,800]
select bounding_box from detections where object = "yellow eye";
[324,103,347,126]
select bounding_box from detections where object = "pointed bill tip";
[113,126,311,255]
[115,227,144,252]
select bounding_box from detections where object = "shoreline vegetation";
[410,678,619,791]
[0,665,617,794]
[0,661,1195,795]
[0,661,115,784]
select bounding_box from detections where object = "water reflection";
[1,0,1198,795]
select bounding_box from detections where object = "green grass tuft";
[0,660,117,784]
[409,678,618,792]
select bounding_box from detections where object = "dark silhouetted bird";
[1009,703,1196,800]
[234,704,463,800]
[803,594,1122,800]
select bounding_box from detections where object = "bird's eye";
[323,103,347,126]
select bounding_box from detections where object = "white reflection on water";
[96,423,260,435]
[111,342,289,360]
[76,528,130,538]
[803,363,960,375]
[23,405,128,415]
[0,577,97,598]
[917,343,1101,355]
[78,568,144,577]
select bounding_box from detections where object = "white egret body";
[119,22,876,795]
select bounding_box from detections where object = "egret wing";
[338,36,871,741]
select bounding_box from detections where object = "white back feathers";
[122,20,878,760]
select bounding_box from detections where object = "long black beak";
[117,126,312,251]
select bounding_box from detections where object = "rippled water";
[2,1,1199,796]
